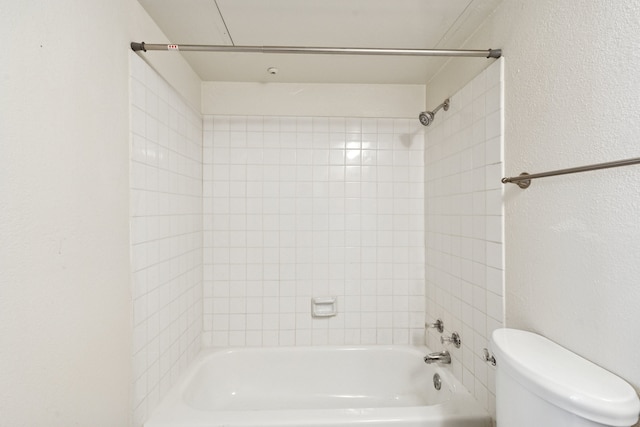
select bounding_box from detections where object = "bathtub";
[144,345,490,427]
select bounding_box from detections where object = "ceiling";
[137,0,502,84]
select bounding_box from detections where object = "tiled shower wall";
[202,116,425,346]
[424,58,504,418]
[129,52,203,426]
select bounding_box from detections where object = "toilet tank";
[490,329,639,427]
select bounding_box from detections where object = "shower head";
[418,98,450,126]
[419,111,435,126]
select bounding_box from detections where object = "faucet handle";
[425,318,444,333]
[483,348,496,366]
[440,332,461,348]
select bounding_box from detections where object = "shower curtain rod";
[130,42,502,58]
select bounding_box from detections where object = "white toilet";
[490,328,640,427]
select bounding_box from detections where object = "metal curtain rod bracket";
[502,156,640,189]
[130,42,501,58]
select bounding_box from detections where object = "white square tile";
[312,117,329,132]
[485,216,503,243]
[329,117,346,133]
[486,242,503,269]
[486,267,503,296]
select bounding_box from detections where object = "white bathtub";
[144,345,490,427]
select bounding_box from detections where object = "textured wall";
[0,1,132,425]
[0,2,204,426]
[428,0,640,401]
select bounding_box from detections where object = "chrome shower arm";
[431,98,450,115]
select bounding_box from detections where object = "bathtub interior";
[183,346,453,411]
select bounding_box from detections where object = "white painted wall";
[202,82,425,118]
[1,1,132,426]
[428,0,640,399]
[0,1,202,426]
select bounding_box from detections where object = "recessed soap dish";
[311,297,337,318]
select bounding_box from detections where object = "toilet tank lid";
[490,329,640,426]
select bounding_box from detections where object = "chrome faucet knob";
[483,348,496,366]
[440,332,461,348]
[425,319,444,333]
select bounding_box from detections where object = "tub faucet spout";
[424,350,451,365]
